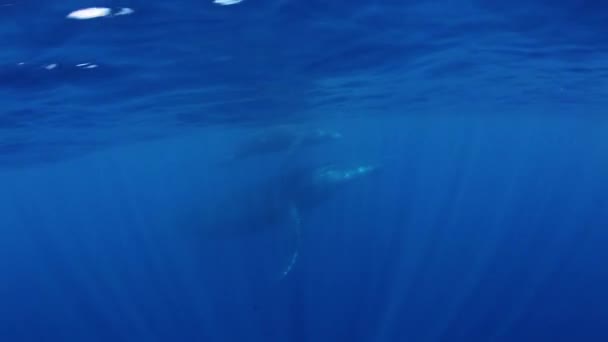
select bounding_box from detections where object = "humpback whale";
[190,162,380,277]
[222,126,342,163]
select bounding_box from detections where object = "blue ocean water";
[1,0,608,341]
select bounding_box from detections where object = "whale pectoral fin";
[280,204,301,279]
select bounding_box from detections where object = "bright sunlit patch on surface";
[213,0,243,5]
[114,8,134,16]
[75,63,98,69]
[66,7,111,20]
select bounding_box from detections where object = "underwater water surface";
[1,1,608,341]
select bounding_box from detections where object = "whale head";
[286,162,381,210]
[301,129,343,145]
[311,163,380,187]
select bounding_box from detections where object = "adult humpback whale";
[192,161,380,277]
[222,125,342,163]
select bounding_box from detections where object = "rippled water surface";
[1,0,608,165]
